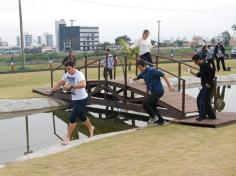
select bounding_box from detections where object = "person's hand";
[206,84,211,88]
[63,84,72,91]
[44,89,52,96]
[169,86,175,92]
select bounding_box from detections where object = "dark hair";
[137,60,146,67]
[106,48,110,52]
[65,60,75,67]
[207,45,211,48]
[143,29,150,36]
[192,54,202,61]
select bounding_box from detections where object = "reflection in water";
[0,108,148,164]
[212,85,227,112]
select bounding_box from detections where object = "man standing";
[103,49,114,80]
[206,45,216,72]
[214,43,227,71]
[190,54,216,121]
[62,50,76,73]
[45,60,94,145]
[133,61,175,125]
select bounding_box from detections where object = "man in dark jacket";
[62,50,76,65]
[190,54,216,121]
[214,43,227,71]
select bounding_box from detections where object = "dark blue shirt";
[137,67,165,94]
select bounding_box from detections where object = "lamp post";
[18,0,26,69]
[157,20,161,54]
[69,20,75,50]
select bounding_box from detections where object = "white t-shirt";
[130,38,153,55]
[61,70,88,101]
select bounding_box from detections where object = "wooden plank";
[173,112,236,128]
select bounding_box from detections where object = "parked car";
[231,47,236,58]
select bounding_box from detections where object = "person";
[206,45,216,71]
[190,54,216,121]
[200,45,207,60]
[214,43,227,71]
[130,29,156,66]
[133,60,175,125]
[62,50,76,72]
[45,60,94,145]
[102,49,114,80]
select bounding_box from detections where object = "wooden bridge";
[33,54,236,128]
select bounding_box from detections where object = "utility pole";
[157,20,161,54]
[69,20,75,50]
[18,0,25,69]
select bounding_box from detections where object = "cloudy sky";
[1,0,236,45]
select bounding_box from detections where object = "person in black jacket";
[214,43,227,71]
[62,50,76,73]
[190,54,216,121]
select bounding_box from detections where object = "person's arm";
[163,75,175,92]
[65,80,86,90]
[133,72,143,81]
[130,40,139,49]
[45,80,65,95]
[190,69,199,77]
[61,57,68,65]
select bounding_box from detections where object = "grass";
[0,60,236,99]
[1,124,236,176]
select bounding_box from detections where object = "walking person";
[62,50,77,72]
[190,54,216,121]
[200,45,207,60]
[45,60,94,145]
[130,29,157,66]
[214,43,227,71]
[206,45,216,71]
[133,60,175,125]
[102,49,114,80]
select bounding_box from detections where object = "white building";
[41,33,53,47]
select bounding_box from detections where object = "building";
[41,33,53,47]
[37,36,41,45]
[0,38,8,46]
[55,19,66,50]
[55,19,99,51]
[24,33,33,47]
[16,36,21,46]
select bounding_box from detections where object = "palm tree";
[118,39,139,71]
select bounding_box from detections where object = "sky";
[0,0,236,46]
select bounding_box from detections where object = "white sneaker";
[147,116,158,125]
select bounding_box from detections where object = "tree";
[220,31,231,46]
[174,38,184,47]
[118,39,139,71]
[115,35,131,45]
[232,24,236,32]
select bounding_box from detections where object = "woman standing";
[131,29,156,65]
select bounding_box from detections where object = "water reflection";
[0,108,148,164]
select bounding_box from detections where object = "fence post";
[49,55,52,69]
[85,56,88,82]
[98,59,101,80]
[124,56,128,99]
[182,79,186,113]
[178,62,182,91]
[135,54,138,76]
[114,56,117,79]
[156,56,159,67]
[11,57,15,72]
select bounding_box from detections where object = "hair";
[137,60,146,67]
[192,54,202,61]
[106,48,110,52]
[202,45,207,50]
[207,45,211,48]
[143,29,150,36]
[65,60,75,67]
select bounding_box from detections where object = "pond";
[0,108,148,164]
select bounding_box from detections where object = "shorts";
[70,98,88,123]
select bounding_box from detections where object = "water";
[186,84,236,113]
[0,108,148,164]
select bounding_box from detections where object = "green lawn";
[1,124,236,176]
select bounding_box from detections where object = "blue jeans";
[197,87,215,118]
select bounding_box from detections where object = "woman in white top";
[131,29,155,65]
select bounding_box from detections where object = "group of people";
[45,29,218,144]
[199,43,228,72]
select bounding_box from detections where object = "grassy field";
[0,59,236,99]
[1,124,236,176]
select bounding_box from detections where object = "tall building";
[24,33,33,47]
[55,19,66,50]
[55,19,99,51]
[37,36,41,45]
[16,36,21,46]
[41,33,53,47]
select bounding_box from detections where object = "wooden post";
[182,79,185,113]
[114,56,117,79]
[98,59,101,80]
[85,56,88,82]
[178,62,181,91]
[156,56,159,67]
[124,56,128,99]
[135,54,138,76]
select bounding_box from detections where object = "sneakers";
[147,116,158,125]
[155,120,169,126]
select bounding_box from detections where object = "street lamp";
[18,0,26,69]
[157,21,161,54]
[69,19,75,50]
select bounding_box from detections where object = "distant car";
[231,47,236,58]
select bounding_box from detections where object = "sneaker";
[196,117,206,121]
[208,116,216,120]
[147,116,158,125]
[156,121,169,126]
